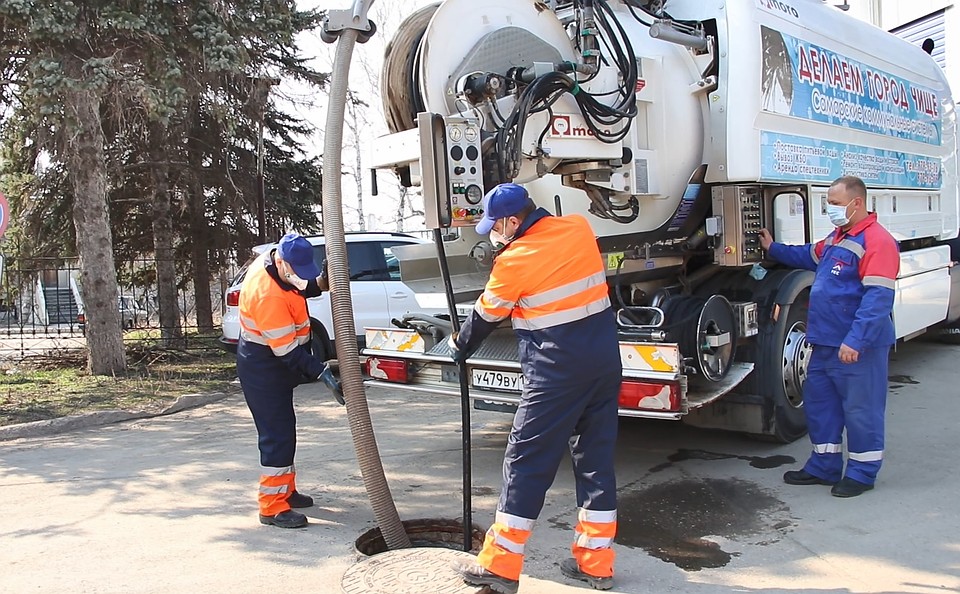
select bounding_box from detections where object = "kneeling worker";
[237,232,343,529]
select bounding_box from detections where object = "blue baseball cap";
[475,183,534,234]
[277,233,321,279]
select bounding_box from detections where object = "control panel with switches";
[710,186,767,267]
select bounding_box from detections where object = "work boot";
[259,510,308,529]
[452,560,519,594]
[287,491,314,508]
[559,558,613,591]
[831,477,874,498]
[318,367,345,405]
[783,469,836,486]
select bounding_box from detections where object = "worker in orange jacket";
[453,184,622,593]
[237,232,343,529]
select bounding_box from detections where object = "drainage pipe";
[322,9,411,550]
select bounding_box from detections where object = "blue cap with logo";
[475,183,534,234]
[277,233,321,279]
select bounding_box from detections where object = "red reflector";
[226,289,241,307]
[77,313,85,324]
[618,380,680,411]
[364,357,409,383]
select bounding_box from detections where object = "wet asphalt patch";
[649,448,796,473]
[615,477,793,571]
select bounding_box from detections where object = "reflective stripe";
[835,239,865,258]
[261,323,297,340]
[492,532,526,554]
[495,511,536,532]
[261,465,294,476]
[862,275,895,289]
[824,235,836,247]
[848,450,883,462]
[240,329,269,345]
[512,295,611,331]
[517,271,607,309]
[480,291,516,312]
[272,340,299,357]
[810,244,821,265]
[578,508,617,524]
[473,293,514,322]
[813,443,843,454]
[259,484,289,495]
[575,534,614,550]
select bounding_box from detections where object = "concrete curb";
[0,391,235,442]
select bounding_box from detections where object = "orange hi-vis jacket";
[238,251,325,382]
[456,208,621,386]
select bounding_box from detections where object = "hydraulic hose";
[322,21,411,550]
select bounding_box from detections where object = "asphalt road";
[1,338,958,593]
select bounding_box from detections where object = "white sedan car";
[220,232,445,360]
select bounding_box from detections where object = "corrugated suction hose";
[323,25,411,550]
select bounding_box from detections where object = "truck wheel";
[310,319,333,363]
[758,291,811,443]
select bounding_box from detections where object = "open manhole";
[355,518,485,557]
[343,519,487,594]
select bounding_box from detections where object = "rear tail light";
[619,380,680,412]
[77,313,85,324]
[226,289,240,307]
[364,357,409,383]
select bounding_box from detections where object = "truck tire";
[756,290,811,443]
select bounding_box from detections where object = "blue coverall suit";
[455,208,622,580]
[237,252,327,516]
[768,213,899,485]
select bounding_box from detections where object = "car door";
[309,242,389,341]
[379,240,427,321]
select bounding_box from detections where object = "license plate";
[471,369,524,392]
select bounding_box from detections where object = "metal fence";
[0,255,239,360]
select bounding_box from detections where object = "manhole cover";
[341,547,479,594]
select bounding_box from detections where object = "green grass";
[0,346,238,426]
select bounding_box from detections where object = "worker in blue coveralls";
[758,175,899,498]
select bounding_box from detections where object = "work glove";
[448,333,468,365]
[317,366,345,405]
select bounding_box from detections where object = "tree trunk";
[150,125,183,346]
[64,84,126,375]
[187,103,215,334]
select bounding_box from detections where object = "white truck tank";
[399,0,957,243]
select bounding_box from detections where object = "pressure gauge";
[465,184,483,205]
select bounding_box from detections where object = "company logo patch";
[831,262,843,276]
[549,114,613,138]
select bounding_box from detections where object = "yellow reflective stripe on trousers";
[495,511,536,531]
[813,443,843,454]
[512,295,611,331]
[848,450,883,462]
[492,531,526,554]
[517,271,607,309]
[578,508,617,524]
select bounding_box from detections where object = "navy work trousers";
[499,374,621,521]
[237,339,300,468]
[802,345,889,485]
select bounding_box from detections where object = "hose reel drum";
[663,294,738,382]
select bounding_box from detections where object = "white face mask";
[488,218,515,250]
[825,202,852,227]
